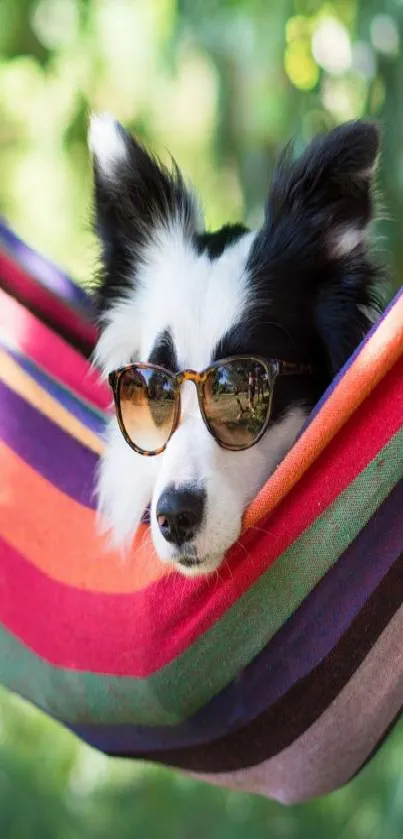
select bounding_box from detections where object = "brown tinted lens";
[204,359,272,449]
[118,367,177,452]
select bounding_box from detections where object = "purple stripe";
[0,219,93,315]
[72,475,403,753]
[0,379,98,508]
[3,344,106,435]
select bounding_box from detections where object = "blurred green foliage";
[1,689,403,838]
[1,0,403,836]
[0,0,402,284]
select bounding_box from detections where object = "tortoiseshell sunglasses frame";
[108,356,313,456]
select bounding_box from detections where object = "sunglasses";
[108,356,313,456]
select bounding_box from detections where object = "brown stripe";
[133,552,403,773]
[192,605,403,803]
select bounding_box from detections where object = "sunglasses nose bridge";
[178,370,204,383]
[177,371,204,419]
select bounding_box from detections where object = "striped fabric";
[0,218,402,803]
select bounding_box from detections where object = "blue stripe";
[1,343,106,436]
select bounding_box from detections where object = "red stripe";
[0,289,110,411]
[0,249,97,349]
[0,358,402,677]
[0,535,156,675]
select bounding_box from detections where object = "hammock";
[0,218,402,804]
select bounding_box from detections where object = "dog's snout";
[156,486,205,546]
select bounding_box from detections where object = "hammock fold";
[0,218,402,804]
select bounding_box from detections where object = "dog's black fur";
[91,117,386,572]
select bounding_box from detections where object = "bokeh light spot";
[312,18,352,75]
[370,14,400,56]
[31,0,79,50]
[285,42,319,91]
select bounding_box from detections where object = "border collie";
[90,115,383,576]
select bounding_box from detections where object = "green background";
[0,0,402,836]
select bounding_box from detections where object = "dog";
[90,114,384,576]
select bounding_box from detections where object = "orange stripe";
[0,348,103,455]
[0,442,168,592]
[244,293,403,529]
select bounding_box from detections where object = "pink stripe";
[0,249,97,348]
[0,289,110,411]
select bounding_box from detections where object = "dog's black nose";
[156,486,205,546]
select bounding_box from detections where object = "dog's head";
[90,115,383,575]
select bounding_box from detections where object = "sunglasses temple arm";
[276,361,313,377]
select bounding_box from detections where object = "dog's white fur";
[91,114,381,576]
[88,113,128,179]
[94,220,306,575]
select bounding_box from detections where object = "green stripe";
[1,427,403,727]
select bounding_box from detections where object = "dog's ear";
[267,120,380,255]
[265,121,383,374]
[88,114,199,314]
